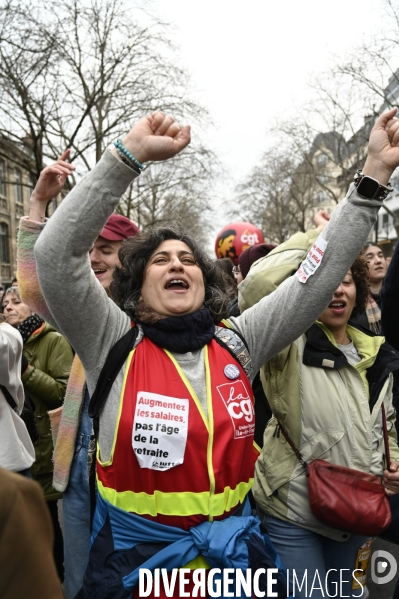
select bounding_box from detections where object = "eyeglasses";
[232,265,241,277]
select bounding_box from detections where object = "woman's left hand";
[383,460,399,496]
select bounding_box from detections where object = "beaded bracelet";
[113,139,143,171]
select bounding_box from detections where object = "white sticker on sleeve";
[296,235,328,284]
[132,392,189,471]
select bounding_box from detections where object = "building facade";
[0,138,61,287]
[0,144,33,286]
[304,69,399,254]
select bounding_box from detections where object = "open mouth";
[93,268,107,277]
[165,278,189,290]
[328,300,346,314]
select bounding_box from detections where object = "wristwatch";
[354,170,393,201]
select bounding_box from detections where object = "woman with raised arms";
[26,109,399,598]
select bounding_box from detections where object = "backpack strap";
[88,324,142,526]
[89,321,252,432]
[214,324,252,380]
[88,325,141,435]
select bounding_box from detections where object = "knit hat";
[238,243,276,280]
[100,213,139,241]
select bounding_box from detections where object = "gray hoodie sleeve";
[34,151,137,384]
[228,184,380,375]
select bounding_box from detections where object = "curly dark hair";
[111,224,232,323]
[350,254,370,318]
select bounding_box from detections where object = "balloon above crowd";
[215,222,264,265]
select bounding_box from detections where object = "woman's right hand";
[364,108,399,185]
[30,150,76,214]
[118,112,191,165]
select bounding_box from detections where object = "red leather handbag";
[278,403,392,536]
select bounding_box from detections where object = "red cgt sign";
[215,222,264,265]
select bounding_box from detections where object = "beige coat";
[240,230,399,540]
[0,467,63,599]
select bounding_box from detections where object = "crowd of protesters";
[1,108,399,599]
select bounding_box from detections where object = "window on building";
[0,223,9,263]
[14,168,23,204]
[315,190,326,205]
[0,161,5,196]
[316,153,329,166]
[318,173,327,184]
[382,213,389,227]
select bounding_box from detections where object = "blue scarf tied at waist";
[76,494,289,599]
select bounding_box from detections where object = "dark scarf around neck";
[139,307,215,353]
[18,313,44,343]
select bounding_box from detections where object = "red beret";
[100,213,139,241]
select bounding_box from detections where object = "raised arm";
[18,151,76,328]
[237,211,330,310]
[230,109,399,374]
[33,113,190,378]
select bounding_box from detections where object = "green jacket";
[240,229,399,540]
[22,322,73,500]
[238,229,319,312]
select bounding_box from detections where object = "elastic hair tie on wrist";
[113,139,144,171]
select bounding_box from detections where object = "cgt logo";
[240,231,260,246]
[370,550,398,585]
[217,380,255,439]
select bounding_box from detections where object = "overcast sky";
[150,0,389,234]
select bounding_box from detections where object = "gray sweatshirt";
[34,150,381,460]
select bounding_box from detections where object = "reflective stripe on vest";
[97,477,253,517]
[96,336,259,530]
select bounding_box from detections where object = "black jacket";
[381,243,399,350]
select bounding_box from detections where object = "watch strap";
[354,170,393,201]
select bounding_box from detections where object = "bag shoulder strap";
[0,384,17,411]
[382,402,392,472]
[277,420,308,468]
[278,403,391,472]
